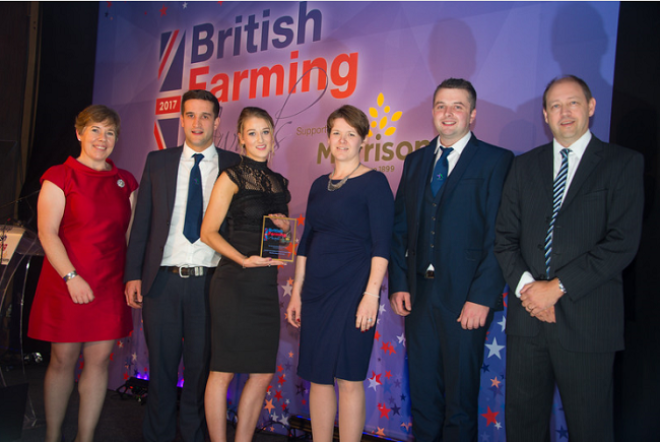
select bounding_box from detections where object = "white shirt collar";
[434,131,472,157]
[552,130,591,158]
[182,143,218,161]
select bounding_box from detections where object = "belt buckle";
[425,270,435,279]
[178,266,190,278]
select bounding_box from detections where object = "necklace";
[327,162,361,191]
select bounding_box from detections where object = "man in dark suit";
[124,90,239,442]
[389,78,513,441]
[494,75,644,442]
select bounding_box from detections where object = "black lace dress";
[209,157,290,373]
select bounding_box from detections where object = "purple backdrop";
[93,2,620,440]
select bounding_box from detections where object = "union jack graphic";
[159,29,184,90]
[154,30,186,149]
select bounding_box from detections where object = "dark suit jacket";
[124,146,240,295]
[495,136,644,352]
[389,134,513,314]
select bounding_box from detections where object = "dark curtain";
[611,3,660,441]
[18,1,99,230]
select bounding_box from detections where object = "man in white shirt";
[495,75,644,442]
[389,78,513,441]
[124,90,239,442]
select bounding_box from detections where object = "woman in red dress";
[28,105,138,442]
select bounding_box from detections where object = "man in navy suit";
[495,75,644,442]
[389,78,513,441]
[124,90,239,442]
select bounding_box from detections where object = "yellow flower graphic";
[368,93,402,137]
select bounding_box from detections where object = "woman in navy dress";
[287,105,394,442]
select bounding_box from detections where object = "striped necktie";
[544,148,571,277]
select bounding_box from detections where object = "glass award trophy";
[260,216,297,262]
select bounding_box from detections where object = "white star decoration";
[281,281,293,297]
[397,333,406,347]
[485,337,505,359]
[368,377,380,391]
[497,316,506,332]
[379,303,386,314]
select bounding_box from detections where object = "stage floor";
[1,356,293,442]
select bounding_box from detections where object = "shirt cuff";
[515,272,536,298]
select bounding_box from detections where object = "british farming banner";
[95,2,619,441]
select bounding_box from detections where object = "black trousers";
[406,277,493,442]
[142,268,213,442]
[506,327,615,442]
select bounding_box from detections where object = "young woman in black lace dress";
[200,107,290,442]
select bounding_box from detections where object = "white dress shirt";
[514,130,592,297]
[431,130,473,179]
[161,143,221,267]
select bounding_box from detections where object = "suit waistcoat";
[416,166,447,273]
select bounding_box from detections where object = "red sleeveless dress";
[28,157,138,342]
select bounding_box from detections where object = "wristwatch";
[63,270,78,282]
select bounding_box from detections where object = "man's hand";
[125,280,143,308]
[533,305,556,323]
[520,279,564,316]
[390,291,412,316]
[457,301,490,330]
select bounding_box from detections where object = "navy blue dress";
[297,170,394,384]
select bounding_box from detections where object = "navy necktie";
[183,153,204,243]
[544,148,570,276]
[431,147,453,196]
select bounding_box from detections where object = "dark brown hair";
[326,105,369,139]
[181,89,221,118]
[432,78,477,111]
